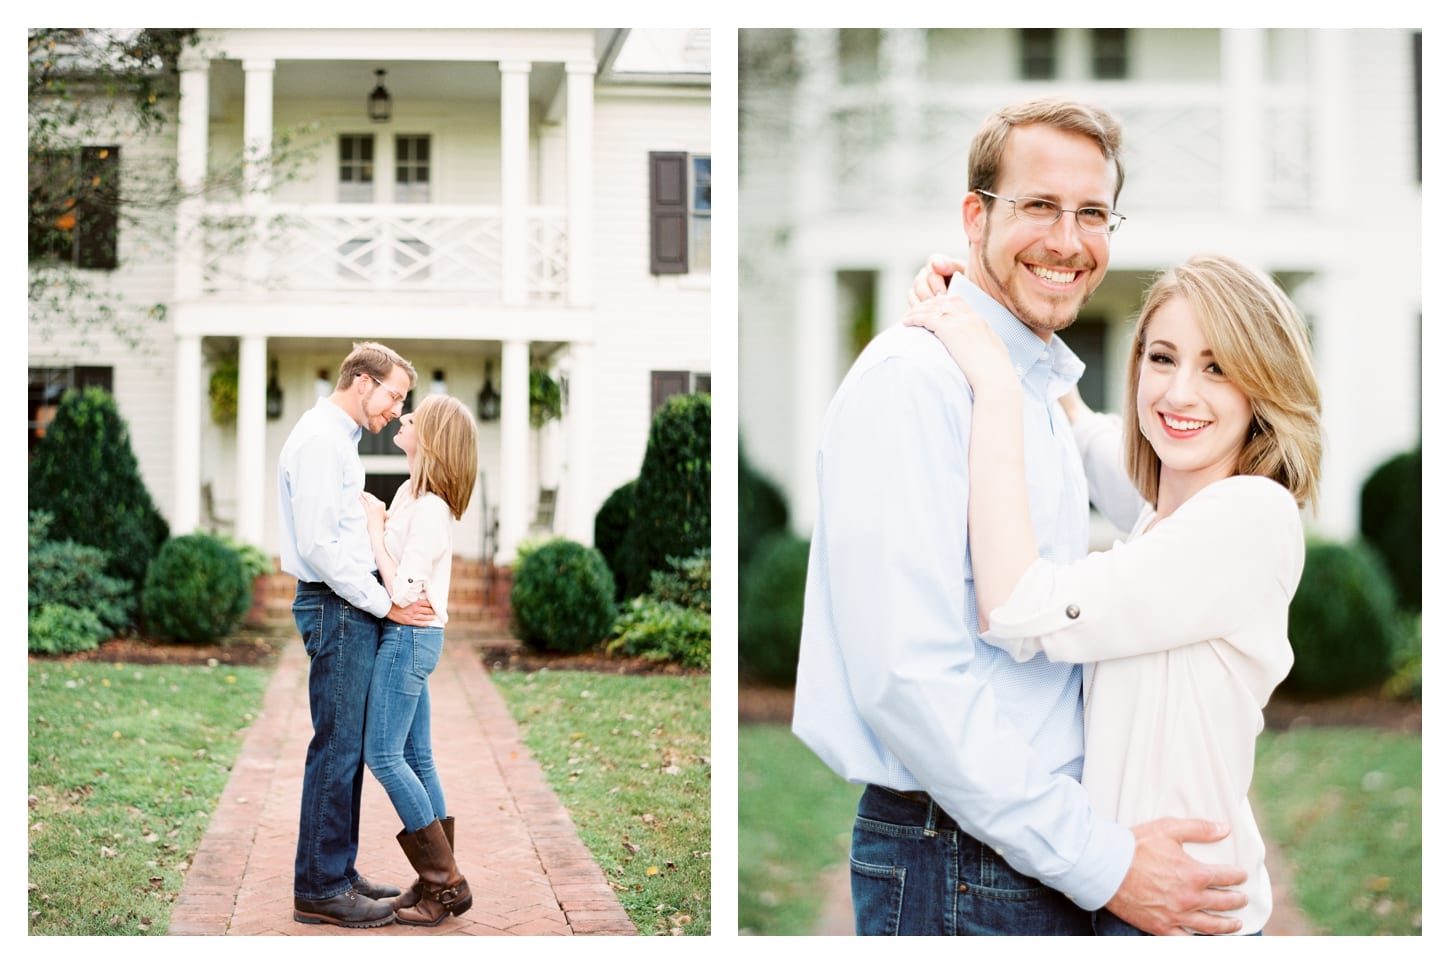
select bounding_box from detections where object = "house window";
[28,145,120,270]
[838,28,881,85]
[29,366,113,456]
[1091,28,1129,79]
[650,370,710,415]
[1020,29,1058,80]
[649,152,710,275]
[1057,317,1109,412]
[339,135,375,203]
[395,135,430,203]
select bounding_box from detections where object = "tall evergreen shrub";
[593,478,637,600]
[1359,447,1421,611]
[620,393,710,597]
[28,387,169,604]
[739,441,789,571]
[1286,540,1398,695]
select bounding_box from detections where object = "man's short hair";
[336,341,417,393]
[968,98,1126,204]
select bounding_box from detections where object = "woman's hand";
[907,253,970,306]
[359,491,386,533]
[903,295,1017,397]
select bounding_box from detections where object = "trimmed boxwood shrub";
[606,597,711,670]
[593,478,637,600]
[1285,540,1398,696]
[1359,447,1420,611]
[620,393,710,598]
[738,532,811,686]
[141,534,252,642]
[28,510,133,634]
[739,441,789,571]
[29,604,108,656]
[510,539,617,654]
[28,386,169,607]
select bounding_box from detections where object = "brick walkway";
[169,629,636,936]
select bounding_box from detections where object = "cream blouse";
[382,481,454,628]
[982,428,1303,935]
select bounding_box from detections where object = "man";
[278,341,435,928]
[792,98,1248,935]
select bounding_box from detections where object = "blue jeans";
[364,624,447,833]
[292,581,381,900]
[850,784,1093,935]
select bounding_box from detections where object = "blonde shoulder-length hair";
[410,394,478,520]
[1123,253,1323,511]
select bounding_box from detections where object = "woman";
[905,253,1322,936]
[359,393,478,926]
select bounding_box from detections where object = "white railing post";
[501,61,531,306]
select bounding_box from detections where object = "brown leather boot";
[394,818,472,926]
[392,816,454,910]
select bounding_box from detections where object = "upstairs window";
[395,135,431,203]
[1091,28,1130,80]
[339,135,374,203]
[1019,29,1058,80]
[28,145,120,270]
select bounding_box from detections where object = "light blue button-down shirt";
[792,274,1135,910]
[277,397,394,619]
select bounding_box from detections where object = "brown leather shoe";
[293,888,397,927]
[352,872,402,900]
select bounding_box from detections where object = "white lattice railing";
[200,203,569,301]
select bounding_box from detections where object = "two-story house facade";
[28,27,711,572]
[739,27,1421,543]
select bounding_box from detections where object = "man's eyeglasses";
[976,189,1125,236]
[365,373,407,406]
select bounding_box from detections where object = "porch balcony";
[198,202,569,302]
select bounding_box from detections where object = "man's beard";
[976,220,1097,336]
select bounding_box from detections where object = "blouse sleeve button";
[1066,604,1081,619]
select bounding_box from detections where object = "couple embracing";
[793,98,1322,936]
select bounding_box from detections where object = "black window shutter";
[76,146,120,270]
[649,152,688,275]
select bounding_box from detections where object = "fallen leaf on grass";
[647,866,659,876]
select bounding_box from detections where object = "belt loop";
[923,798,939,837]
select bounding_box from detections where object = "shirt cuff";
[1054,815,1136,911]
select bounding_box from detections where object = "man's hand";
[386,596,435,627]
[907,253,970,306]
[1104,818,1248,936]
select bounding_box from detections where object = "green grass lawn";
[1253,726,1421,935]
[490,669,711,935]
[737,723,862,935]
[27,658,273,935]
[738,721,1422,936]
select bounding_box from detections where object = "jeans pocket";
[410,629,443,678]
[850,817,913,935]
[293,597,323,658]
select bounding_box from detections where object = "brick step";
[246,559,514,627]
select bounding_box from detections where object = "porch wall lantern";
[430,369,447,395]
[477,363,500,422]
[266,359,284,420]
[368,69,392,123]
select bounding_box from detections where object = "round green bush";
[28,510,134,632]
[593,478,637,600]
[1285,540,1399,696]
[738,532,811,685]
[510,539,617,653]
[1359,447,1420,611]
[141,534,252,642]
[28,387,169,606]
[621,393,710,598]
[29,603,107,655]
[739,441,789,572]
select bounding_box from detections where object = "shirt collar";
[946,273,1085,397]
[317,395,363,444]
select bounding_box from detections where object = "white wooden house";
[739,28,1421,543]
[28,27,712,571]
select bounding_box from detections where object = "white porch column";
[563,342,595,545]
[235,335,268,546]
[501,61,532,306]
[1221,29,1265,216]
[172,334,204,534]
[497,339,531,562]
[175,54,209,302]
[881,29,925,208]
[242,59,275,290]
[791,263,837,535]
[566,60,595,307]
